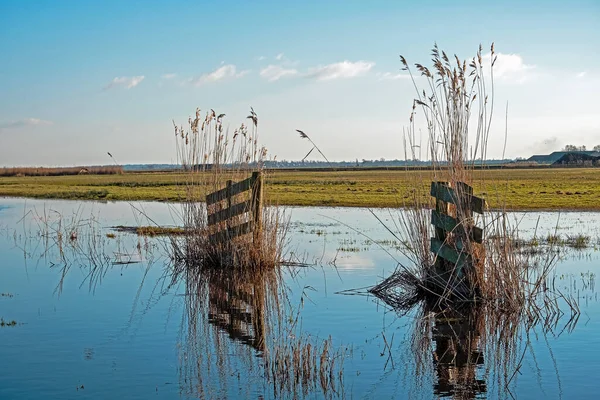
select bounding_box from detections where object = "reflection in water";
[206,271,267,352]
[174,267,276,398]
[400,296,581,400]
[431,308,486,399]
[170,264,346,399]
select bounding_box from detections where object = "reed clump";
[170,108,288,273]
[370,43,562,312]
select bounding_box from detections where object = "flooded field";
[1,198,599,399]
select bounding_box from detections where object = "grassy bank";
[0,168,599,210]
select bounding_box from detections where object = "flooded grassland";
[0,198,599,399]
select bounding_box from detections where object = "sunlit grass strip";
[1,168,599,209]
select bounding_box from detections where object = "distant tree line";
[563,144,600,152]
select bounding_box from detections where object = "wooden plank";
[456,181,473,219]
[430,237,468,267]
[209,221,253,244]
[207,200,251,226]
[206,175,255,205]
[251,171,263,243]
[430,182,485,214]
[431,210,483,243]
[433,192,449,275]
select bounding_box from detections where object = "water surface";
[0,198,598,399]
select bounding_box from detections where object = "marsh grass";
[364,43,585,397]
[169,108,288,273]
[14,206,157,295]
[0,166,122,177]
[369,44,564,308]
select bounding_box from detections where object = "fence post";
[225,180,233,242]
[252,171,263,244]
[434,182,449,277]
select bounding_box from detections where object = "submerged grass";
[112,225,187,237]
[0,318,18,327]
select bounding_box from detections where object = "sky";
[0,0,599,166]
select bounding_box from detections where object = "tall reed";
[170,108,288,272]
[371,44,559,311]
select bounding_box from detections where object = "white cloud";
[576,71,587,78]
[256,55,266,61]
[161,73,177,80]
[377,71,411,81]
[104,76,145,90]
[275,53,284,61]
[0,118,53,132]
[260,65,298,82]
[305,61,375,81]
[189,64,249,86]
[482,52,535,84]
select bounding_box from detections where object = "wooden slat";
[430,237,468,267]
[430,182,485,214]
[431,210,483,243]
[206,175,255,205]
[209,221,253,244]
[207,200,250,226]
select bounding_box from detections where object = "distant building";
[552,152,600,167]
[527,151,600,164]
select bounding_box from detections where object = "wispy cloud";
[0,118,53,132]
[260,65,298,82]
[161,73,177,80]
[377,71,411,81]
[576,71,587,78]
[104,76,145,90]
[305,61,375,81]
[483,53,535,84]
[275,53,284,61]
[256,55,266,61]
[189,64,249,86]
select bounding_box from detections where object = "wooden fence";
[430,181,484,280]
[205,171,263,244]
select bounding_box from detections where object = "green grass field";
[0,168,599,210]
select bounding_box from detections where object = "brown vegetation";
[169,108,288,272]
[0,165,123,177]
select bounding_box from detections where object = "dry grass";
[168,107,288,273]
[0,165,122,177]
[365,43,582,397]
[370,43,569,313]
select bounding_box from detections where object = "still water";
[0,198,598,399]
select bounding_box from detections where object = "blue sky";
[1,0,599,166]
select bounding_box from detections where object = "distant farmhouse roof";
[527,151,600,164]
[553,152,600,166]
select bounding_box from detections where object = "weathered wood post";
[225,179,233,243]
[251,171,263,244]
[433,182,450,279]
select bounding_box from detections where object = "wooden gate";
[430,181,484,280]
[205,171,263,244]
